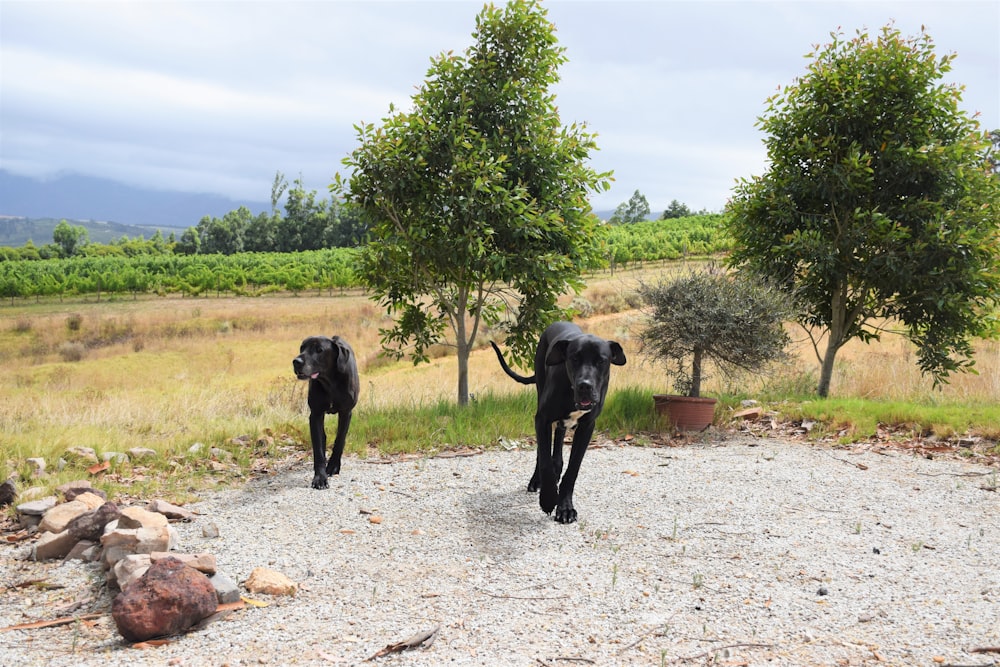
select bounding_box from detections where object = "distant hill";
[0,216,174,247]
[0,169,270,230]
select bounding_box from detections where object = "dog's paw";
[554,506,578,524]
[526,471,540,492]
[326,461,341,476]
[539,487,558,514]
[311,474,329,490]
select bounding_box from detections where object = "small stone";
[16,496,57,516]
[202,522,220,539]
[146,499,195,521]
[26,458,46,476]
[64,486,107,503]
[113,554,152,591]
[244,567,298,596]
[64,540,102,562]
[151,551,216,575]
[63,446,99,466]
[118,506,169,530]
[209,572,242,604]
[0,479,16,507]
[127,447,158,461]
[65,502,121,542]
[33,530,81,561]
[38,499,93,534]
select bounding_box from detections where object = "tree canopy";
[52,220,89,257]
[725,25,1000,397]
[609,189,650,224]
[335,0,611,405]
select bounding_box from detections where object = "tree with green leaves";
[609,189,650,224]
[660,199,692,219]
[52,220,89,257]
[335,0,611,405]
[726,25,1000,397]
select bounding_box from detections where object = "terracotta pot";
[653,394,718,432]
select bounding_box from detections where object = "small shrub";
[66,313,83,331]
[14,318,32,333]
[636,266,793,397]
[58,341,88,362]
[570,297,594,318]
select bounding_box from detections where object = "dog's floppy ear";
[332,336,353,375]
[609,341,627,366]
[546,339,570,366]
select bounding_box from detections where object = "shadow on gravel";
[462,486,550,560]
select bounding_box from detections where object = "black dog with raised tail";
[491,322,626,523]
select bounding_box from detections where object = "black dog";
[491,321,626,523]
[292,336,359,489]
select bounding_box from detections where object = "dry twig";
[365,624,440,661]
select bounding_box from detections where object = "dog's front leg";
[308,410,329,489]
[533,413,559,514]
[554,420,595,523]
[326,409,352,476]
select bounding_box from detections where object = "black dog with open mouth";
[292,335,359,489]
[491,321,626,523]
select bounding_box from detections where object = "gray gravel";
[2,436,998,666]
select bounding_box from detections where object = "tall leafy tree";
[335,0,611,405]
[52,220,88,257]
[726,26,1000,397]
[609,189,650,224]
[660,199,692,219]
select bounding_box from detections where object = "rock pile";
[10,478,246,641]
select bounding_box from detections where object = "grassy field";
[2,263,998,503]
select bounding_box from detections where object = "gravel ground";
[2,435,998,667]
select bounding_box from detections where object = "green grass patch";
[770,396,1000,443]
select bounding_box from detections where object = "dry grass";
[1,265,997,496]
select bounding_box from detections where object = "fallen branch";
[365,624,440,661]
[971,647,1000,654]
[1,612,104,632]
[547,658,596,664]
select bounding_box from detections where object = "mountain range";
[0,170,271,230]
[0,169,620,248]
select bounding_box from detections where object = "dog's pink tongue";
[310,372,319,379]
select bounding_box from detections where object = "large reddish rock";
[111,557,217,642]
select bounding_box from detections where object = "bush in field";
[58,341,87,362]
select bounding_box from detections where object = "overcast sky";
[1,0,997,214]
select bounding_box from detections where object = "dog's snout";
[293,356,304,371]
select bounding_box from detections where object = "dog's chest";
[559,408,591,431]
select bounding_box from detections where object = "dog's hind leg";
[326,409,352,476]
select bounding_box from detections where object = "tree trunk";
[817,340,839,398]
[455,303,470,406]
[816,283,849,398]
[690,346,704,398]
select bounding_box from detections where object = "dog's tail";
[489,341,535,385]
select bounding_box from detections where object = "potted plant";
[636,266,793,431]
